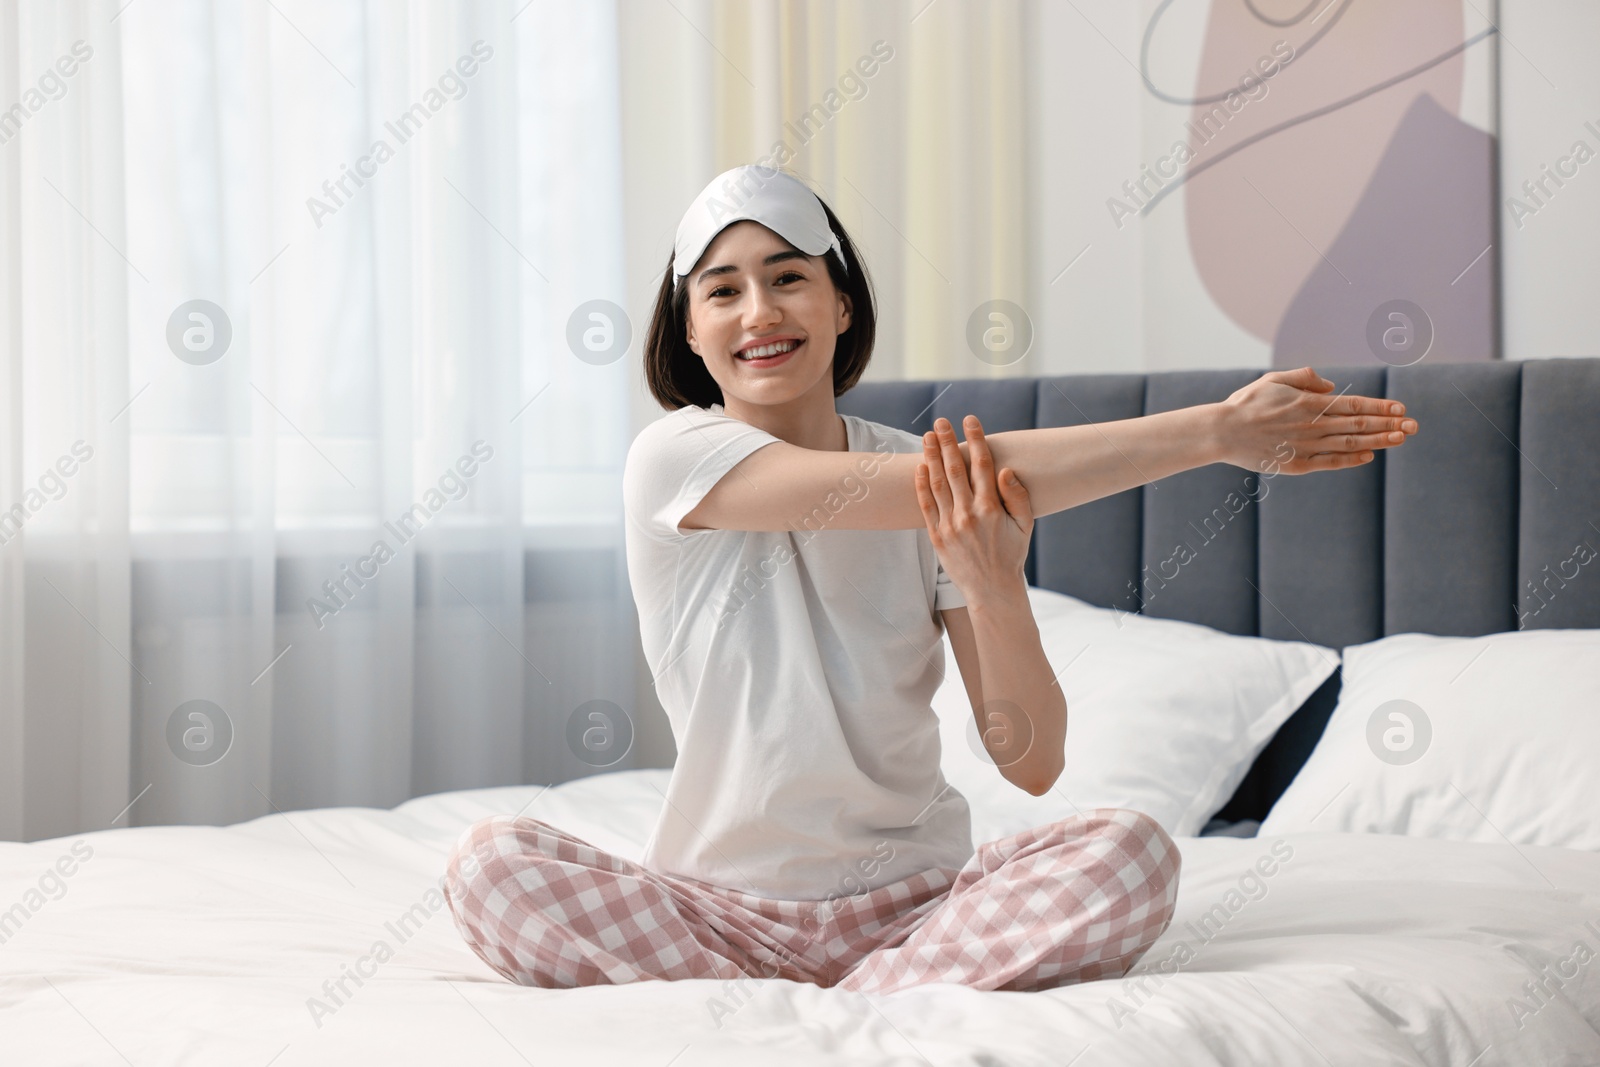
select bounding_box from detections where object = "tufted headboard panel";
[837,358,1600,821]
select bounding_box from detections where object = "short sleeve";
[934,559,967,610]
[623,406,783,541]
[870,419,967,612]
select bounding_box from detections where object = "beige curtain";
[702,0,1030,381]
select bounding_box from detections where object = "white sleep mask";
[673,165,846,289]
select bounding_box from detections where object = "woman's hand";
[1216,366,1420,475]
[915,415,1034,604]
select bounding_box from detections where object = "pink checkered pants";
[443,808,1179,996]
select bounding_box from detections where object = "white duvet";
[3,768,1599,1066]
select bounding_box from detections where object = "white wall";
[1499,0,1600,361]
[1025,0,1146,375]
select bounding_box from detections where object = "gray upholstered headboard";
[837,358,1600,821]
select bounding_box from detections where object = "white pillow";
[935,587,1338,841]
[1260,630,1600,849]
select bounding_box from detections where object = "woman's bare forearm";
[961,404,1226,520]
[964,579,1068,796]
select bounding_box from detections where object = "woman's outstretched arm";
[680,367,1418,534]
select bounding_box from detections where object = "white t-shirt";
[621,402,976,900]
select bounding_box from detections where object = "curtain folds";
[1,0,632,842]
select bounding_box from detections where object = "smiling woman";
[642,168,877,433]
[443,163,1418,999]
[443,164,1177,999]
[443,163,1429,998]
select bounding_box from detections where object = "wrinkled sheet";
[3,768,1598,1066]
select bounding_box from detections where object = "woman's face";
[683,221,852,407]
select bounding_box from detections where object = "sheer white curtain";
[1,0,634,842]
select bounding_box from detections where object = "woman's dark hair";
[644,195,876,411]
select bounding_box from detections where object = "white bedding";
[5,769,1599,1066]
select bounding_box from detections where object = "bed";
[8,358,1600,1065]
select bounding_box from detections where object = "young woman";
[444,165,1418,997]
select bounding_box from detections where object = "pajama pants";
[443,808,1180,996]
